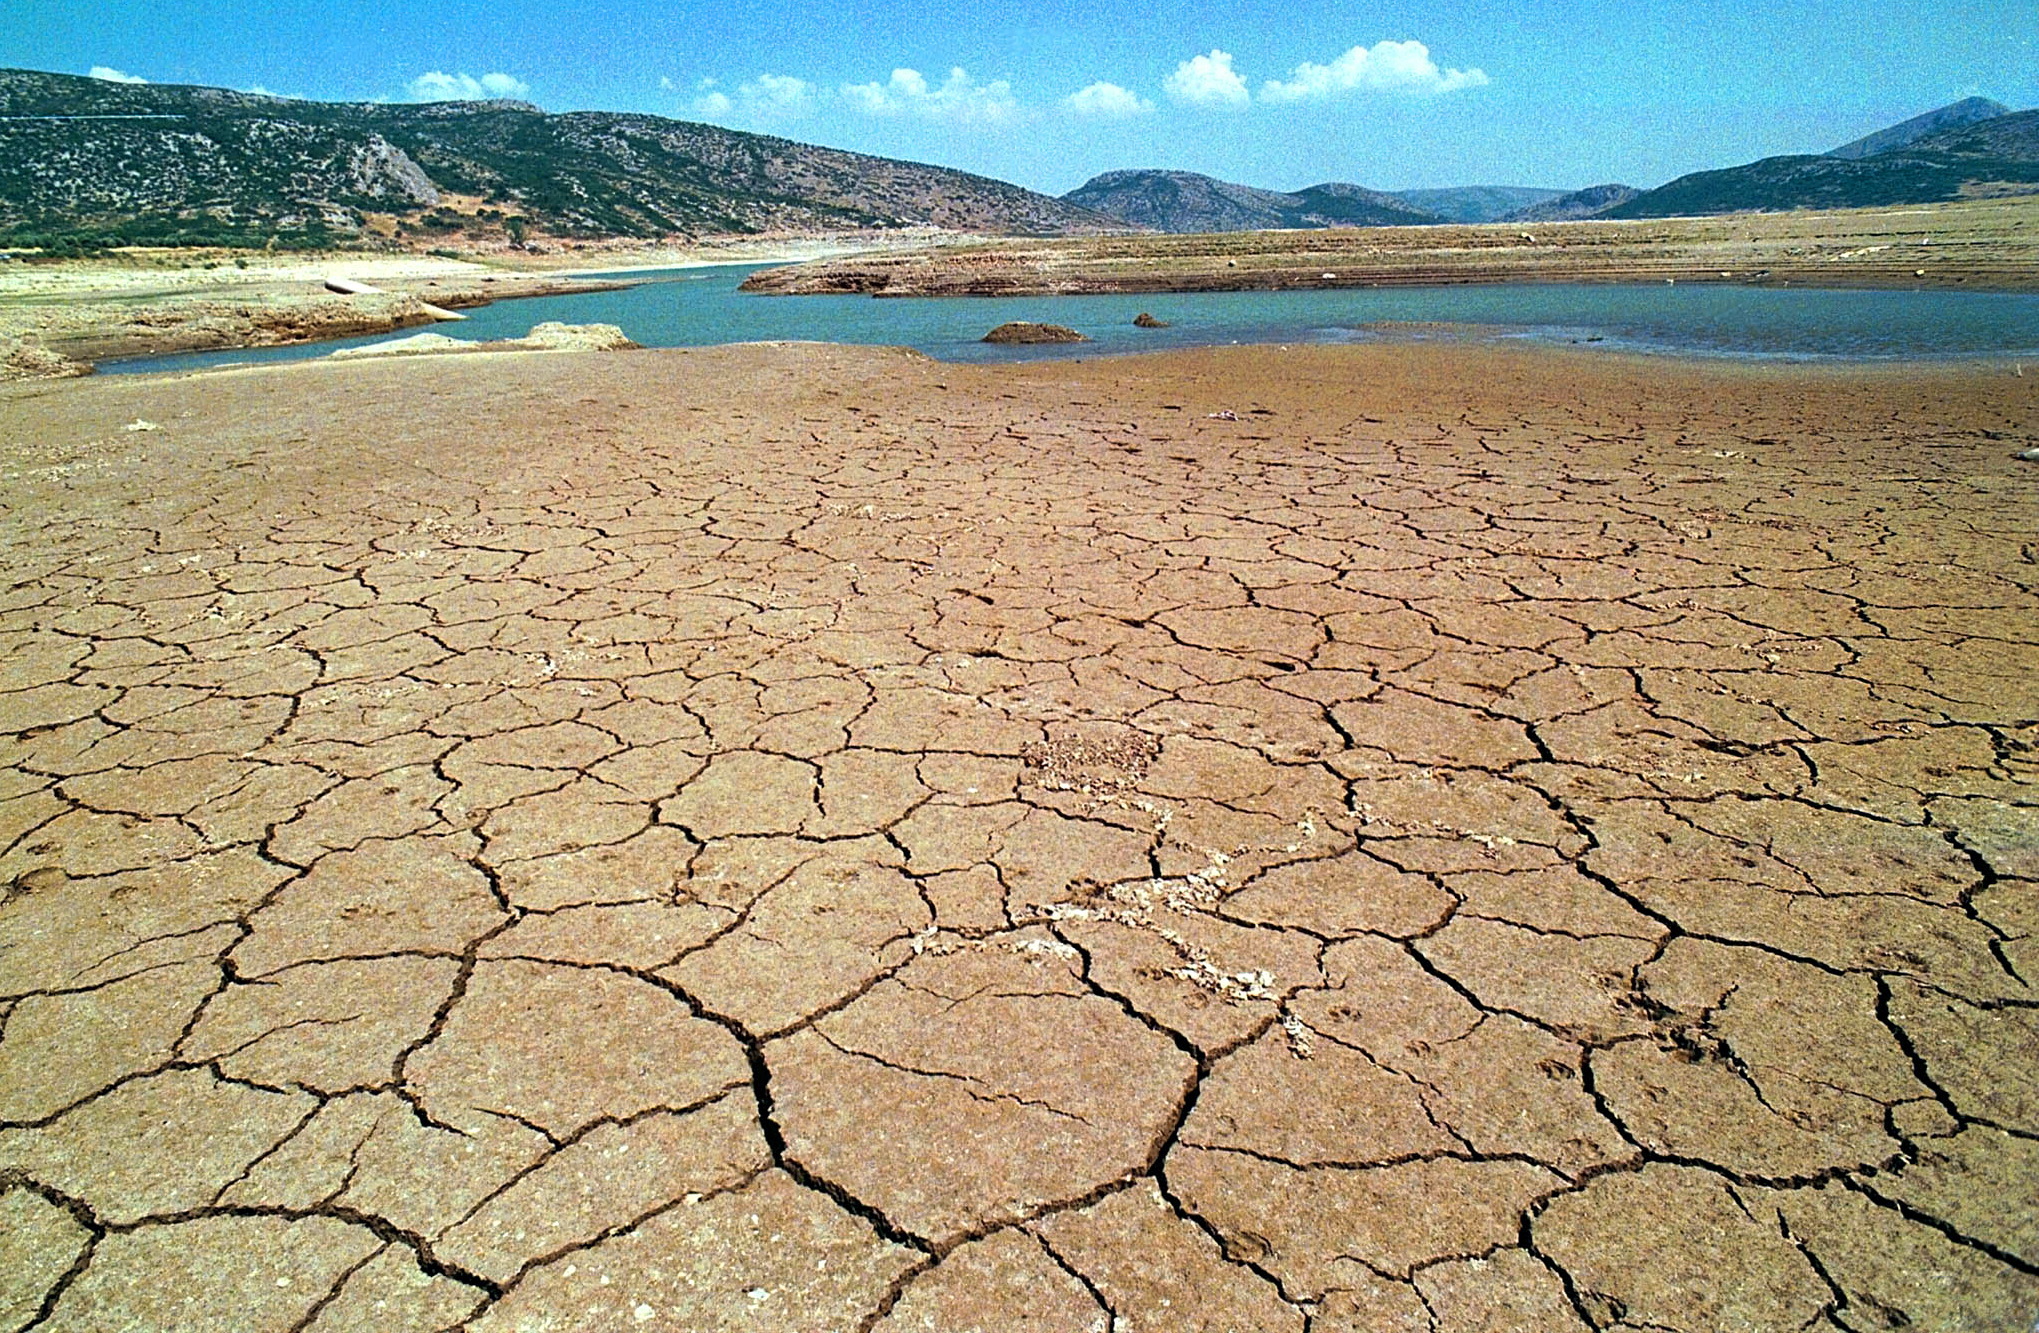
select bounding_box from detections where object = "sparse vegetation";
[0,216,346,257]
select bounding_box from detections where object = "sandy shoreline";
[1,341,2033,1329]
[0,253,633,375]
[14,194,2039,380]
[0,231,933,377]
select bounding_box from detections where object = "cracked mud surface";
[0,341,2035,1331]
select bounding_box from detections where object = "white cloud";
[747,73,818,115]
[693,72,817,123]
[1261,40,1488,102]
[659,75,676,92]
[1164,50,1250,107]
[404,70,530,102]
[89,66,147,84]
[840,67,1020,124]
[1064,81,1152,117]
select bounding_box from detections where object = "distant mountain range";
[1507,184,1641,223]
[1384,186,1566,223]
[1060,171,1441,232]
[1061,172,1627,232]
[1065,99,2037,233]
[0,68,1114,248]
[0,69,2033,251]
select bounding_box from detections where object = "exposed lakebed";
[108,262,2039,374]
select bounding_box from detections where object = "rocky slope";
[1062,170,1441,232]
[1828,96,2011,159]
[1905,107,2039,161]
[0,68,1121,246]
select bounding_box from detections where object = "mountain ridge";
[1388,185,1566,223]
[1609,105,2039,218]
[6,71,2035,250]
[0,68,1121,248]
[1061,170,1443,233]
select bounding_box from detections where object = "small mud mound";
[522,321,639,351]
[330,322,640,360]
[983,322,1090,344]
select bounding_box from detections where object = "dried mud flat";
[0,341,2035,1332]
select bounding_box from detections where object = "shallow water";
[107,263,2039,374]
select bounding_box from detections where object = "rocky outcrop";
[343,136,440,207]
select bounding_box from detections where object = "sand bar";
[0,342,2035,1329]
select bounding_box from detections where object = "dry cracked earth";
[0,341,2035,1332]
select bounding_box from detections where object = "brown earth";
[0,342,2035,1331]
[741,193,2039,297]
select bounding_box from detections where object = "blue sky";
[9,1,2035,195]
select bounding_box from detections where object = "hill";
[0,68,1118,250]
[1061,170,1441,233]
[1828,96,2010,159]
[1906,107,2039,159]
[1608,106,2039,219]
[1504,184,1640,222]
[1388,185,1565,223]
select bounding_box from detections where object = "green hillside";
[1609,109,2039,218]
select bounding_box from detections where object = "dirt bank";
[0,250,634,376]
[742,193,2039,296]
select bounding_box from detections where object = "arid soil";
[742,193,2039,296]
[0,342,2035,1331]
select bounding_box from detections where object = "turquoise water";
[108,263,2039,374]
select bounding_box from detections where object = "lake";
[108,263,2039,374]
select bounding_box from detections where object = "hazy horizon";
[9,1,2034,196]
